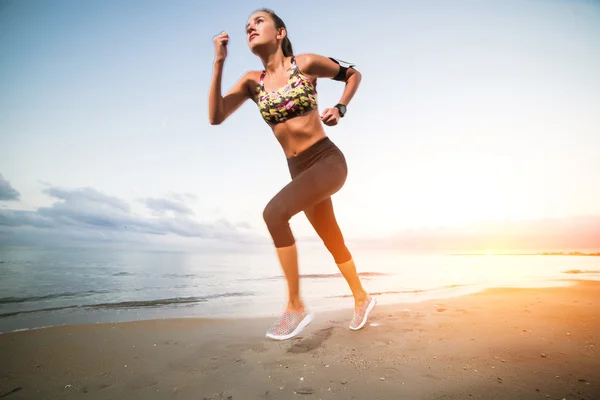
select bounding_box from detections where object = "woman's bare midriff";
[271,110,327,158]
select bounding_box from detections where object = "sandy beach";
[1,279,598,400]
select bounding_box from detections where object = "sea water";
[1,243,599,334]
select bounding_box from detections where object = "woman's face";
[246,12,280,53]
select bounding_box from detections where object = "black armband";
[329,57,356,82]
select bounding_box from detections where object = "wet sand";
[1,280,598,399]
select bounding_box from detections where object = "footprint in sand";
[124,374,158,391]
[288,327,333,353]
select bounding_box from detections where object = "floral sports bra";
[255,56,318,125]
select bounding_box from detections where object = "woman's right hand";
[213,31,229,63]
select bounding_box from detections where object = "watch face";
[337,105,346,115]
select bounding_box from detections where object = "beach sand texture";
[1,280,598,400]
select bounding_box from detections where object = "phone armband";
[329,57,356,81]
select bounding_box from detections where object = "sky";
[1,0,599,251]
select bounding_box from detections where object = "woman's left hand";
[320,108,340,126]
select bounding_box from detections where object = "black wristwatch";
[334,103,347,118]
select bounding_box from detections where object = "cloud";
[0,185,256,246]
[169,192,197,202]
[44,187,131,212]
[141,197,194,216]
[0,174,20,201]
[0,210,56,228]
[236,221,252,229]
[3,183,596,252]
[384,216,600,252]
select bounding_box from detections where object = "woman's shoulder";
[292,54,327,81]
[246,70,264,78]
[238,70,263,82]
[293,53,314,67]
[235,70,262,87]
[292,53,333,74]
[240,70,264,100]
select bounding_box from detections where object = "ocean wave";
[111,271,145,277]
[562,269,600,274]
[0,290,114,305]
[326,284,468,298]
[240,271,388,281]
[110,272,201,278]
[163,273,198,279]
[0,291,254,318]
[300,272,388,279]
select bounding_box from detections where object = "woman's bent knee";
[263,198,295,247]
[263,198,288,227]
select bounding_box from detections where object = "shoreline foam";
[0,277,582,335]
